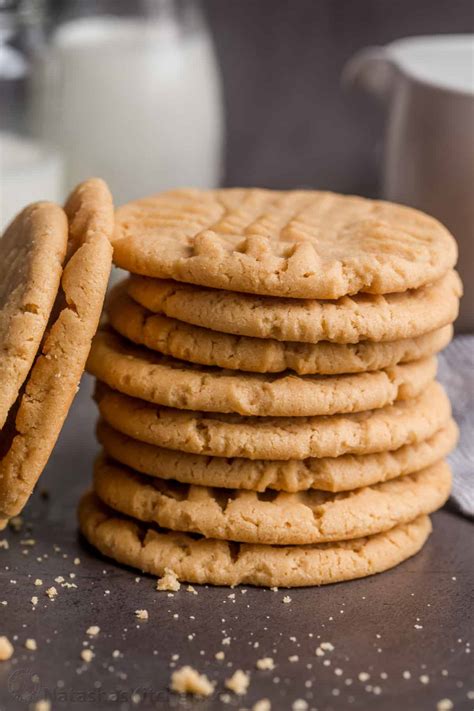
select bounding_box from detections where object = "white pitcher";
[344,35,474,331]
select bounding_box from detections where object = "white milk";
[34,15,223,205]
[0,132,63,229]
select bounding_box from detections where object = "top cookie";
[0,203,68,428]
[0,179,113,524]
[113,189,457,298]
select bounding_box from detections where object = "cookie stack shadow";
[79,189,461,588]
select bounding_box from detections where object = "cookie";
[97,419,458,493]
[78,492,433,587]
[93,455,451,545]
[94,380,451,460]
[113,188,457,298]
[127,270,461,344]
[0,179,113,523]
[0,202,68,428]
[108,284,452,375]
[87,330,436,417]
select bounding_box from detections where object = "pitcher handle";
[342,46,397,101]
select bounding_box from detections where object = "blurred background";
[1,0,473,322]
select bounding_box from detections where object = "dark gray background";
[205,0,474,194]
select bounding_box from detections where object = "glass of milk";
[32,0,224,206]
[0,1,63,230]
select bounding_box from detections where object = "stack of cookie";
[81,189,461,588]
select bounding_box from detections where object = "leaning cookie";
[0,179,113,525]
[78,492,433,588]
[0,202,68,429]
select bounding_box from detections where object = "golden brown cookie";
[94,380,451,460]
[93,455,451,545]
[127,270,461,344]
[113,188,457,298]
[0,179,113,523]
[87,329,437,417]
[78,492,433,587]
[108,283,452,375]
[97,419,458,493]
[0,203,68,428]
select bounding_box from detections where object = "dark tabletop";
[0,375,473,711]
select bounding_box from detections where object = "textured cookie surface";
[94,456,451,545]
[95,380,451,460]
[0,179,113,522]
[109,284,452,375]
[128,270,461,344]
[97,419,458,493]
[88,329,436,417]
[113,189,457,298]
[79,492,433,587]
[0,203,68,428]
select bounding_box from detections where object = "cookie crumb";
[437,700,453,711]
[316,641,334,657]
[156,568,181,592]
[81,649,94,663]
[253,700,271,711]
[31,596,38,606]
[187,585,198,595]
[283,596,291,604]
[32,701,51,711]
[292,700,308,711]
[256,657,275,670]
[0,539,9,550]
[135,609,148,621]
[225,670,250,695]
[0,636,13,660]
[86,626,100,637]
[170,666,213,696]
[25,638,37,651]
[46,586,58,600]
[215,651,225,660]
[34,579,43,586]
[9,516,23,531]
